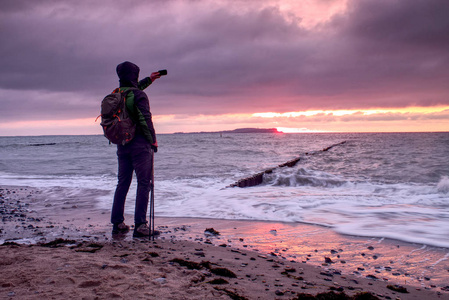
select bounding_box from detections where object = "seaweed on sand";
[293,291,379,300]
[40,238,77,248]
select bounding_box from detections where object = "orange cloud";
[1,106,447,136]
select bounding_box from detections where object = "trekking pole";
[149,149,155,241]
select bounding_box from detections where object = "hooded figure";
[111,61,161,237]
[116,61,157,145]
[117,61,140,87]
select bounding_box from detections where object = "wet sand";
[1,185,448,299]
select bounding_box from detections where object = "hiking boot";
[112,222,130,234]
[133,223,150,237]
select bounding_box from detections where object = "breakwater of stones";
[227,141,347,188]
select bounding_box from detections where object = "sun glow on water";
[276,127,327,133]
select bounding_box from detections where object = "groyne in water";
[28,143,57,147]
[227,141,347,188]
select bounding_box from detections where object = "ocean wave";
[265,168,349,188]
[0,172,115,191]
[437,176,449,194]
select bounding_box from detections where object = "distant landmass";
[174,128,281,134]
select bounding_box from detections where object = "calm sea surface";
[1,132,448,247]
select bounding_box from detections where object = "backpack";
[98,88,136,145]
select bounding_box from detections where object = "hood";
[116,61,140,88]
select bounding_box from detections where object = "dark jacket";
[116,61,157,146]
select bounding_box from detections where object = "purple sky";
[1,0,448,134]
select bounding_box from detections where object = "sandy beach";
[1,185,448,299]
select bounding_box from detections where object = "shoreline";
[1,185,448,299]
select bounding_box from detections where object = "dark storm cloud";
[344,0,449,50]
[1,0,448,123]
[330,0,449,95]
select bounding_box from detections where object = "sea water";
[1,132,448,248]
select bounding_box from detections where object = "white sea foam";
[138,166,449,248]
[0,172,114,191]
[437,176,449,194]
[431,252,449,267]
[5,169,448,247]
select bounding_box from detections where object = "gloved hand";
[151,141,158,153]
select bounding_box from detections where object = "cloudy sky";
[1,0,448,135]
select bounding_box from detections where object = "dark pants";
[111,136,153,225]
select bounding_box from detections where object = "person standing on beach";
[111,61,160,237]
